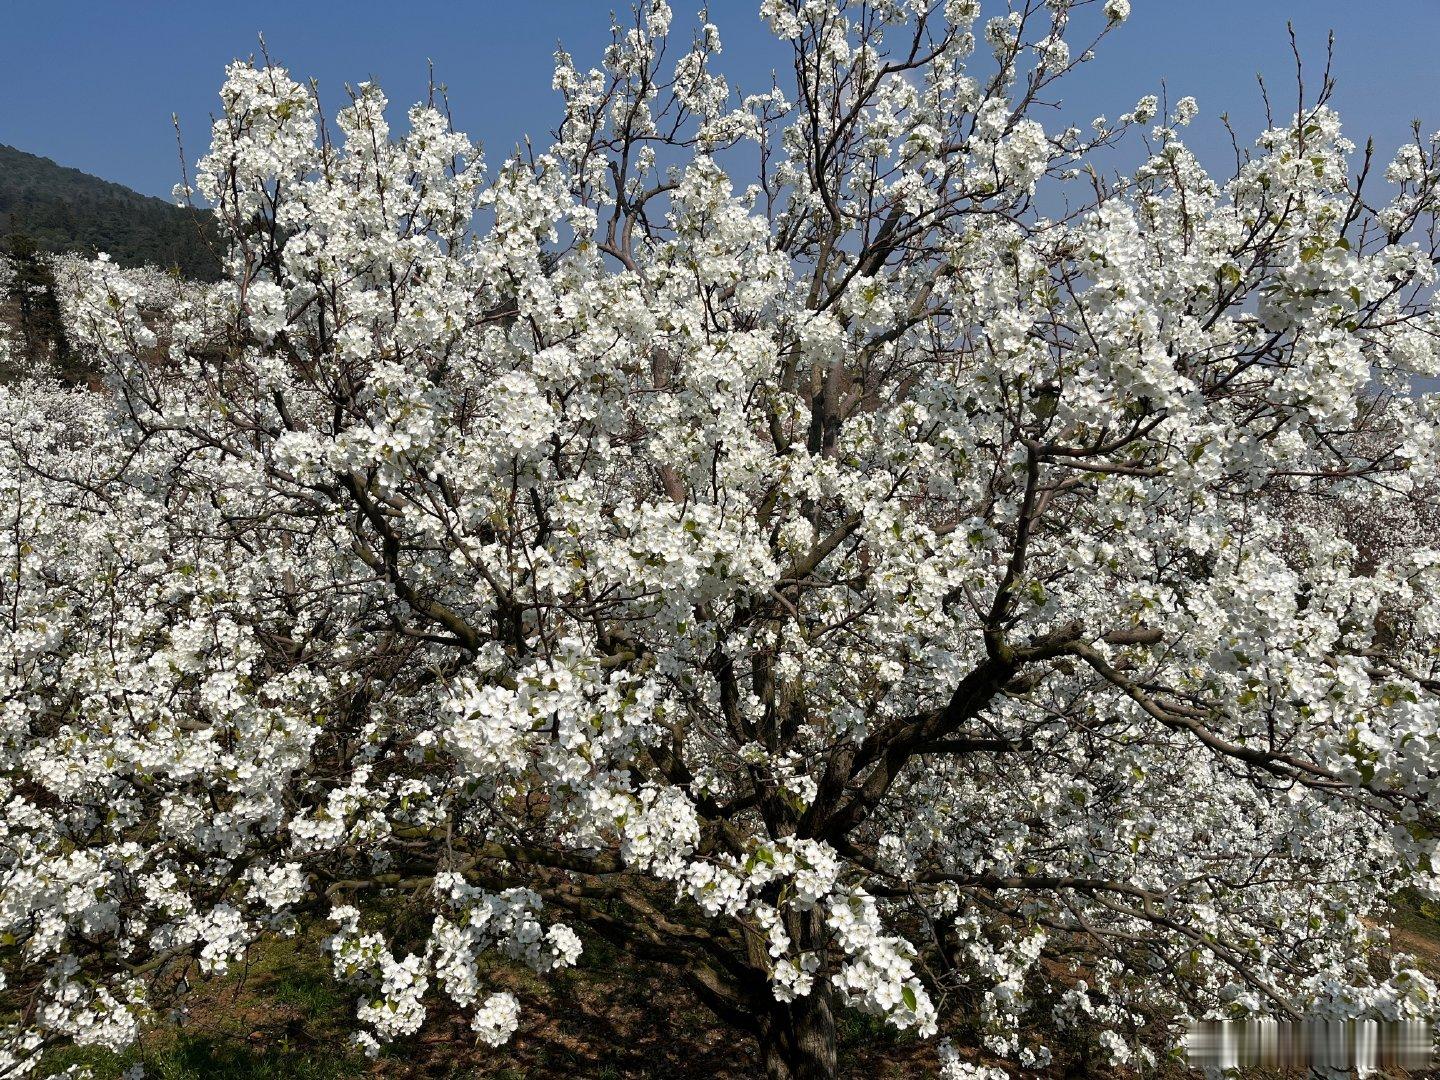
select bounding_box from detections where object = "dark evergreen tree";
[4,233,85,383]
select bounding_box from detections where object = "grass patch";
[39,932,364,1080]
[42,1031,366,1080]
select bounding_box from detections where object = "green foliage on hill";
[0,144,221,280]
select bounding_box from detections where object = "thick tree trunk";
[757,986,839,1080]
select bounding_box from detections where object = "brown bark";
[757,984,838,1080]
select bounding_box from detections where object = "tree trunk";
[757,986,839,1080]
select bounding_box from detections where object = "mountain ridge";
[0,143,221,280]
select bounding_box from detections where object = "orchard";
[4,1,1440,1077]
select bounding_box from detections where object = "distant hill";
[0,144,221,280]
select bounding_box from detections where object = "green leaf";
[902,985,918,1012]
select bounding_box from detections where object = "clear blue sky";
[1,1,1437,201]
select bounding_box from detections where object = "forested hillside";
[0,143,220,279]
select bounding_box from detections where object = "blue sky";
[1,1,1437,200]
